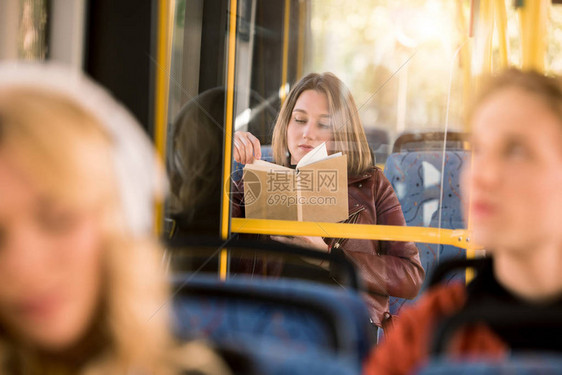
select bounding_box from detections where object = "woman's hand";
[270,235,329,252]
[233,131,262,164]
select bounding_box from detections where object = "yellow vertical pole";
[296,0,305,80]
[465,151,476,282]
[521,0,534,70]
[518,0,528,68]
[519,0,548,72]
[458,0,472,132]
[494,0,508,69]
[220,0,238,280]
[480,0,494,74]
[532,0,548,72]
[154,0,175,236]
[471,0,494,101]
[280,0,291,103]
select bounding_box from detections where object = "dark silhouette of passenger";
[167,87,226,237]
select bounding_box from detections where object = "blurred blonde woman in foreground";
[0,63,230,374]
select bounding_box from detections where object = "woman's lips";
[17,293,61,320]
[471,200,497,218]
[298,144,313,151]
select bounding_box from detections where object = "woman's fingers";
[233,137,246,164]
[233,134,244,164]
[243,134,254,164]
[233,131,261,164]
[247,133,262,161]
[233,138,241,163]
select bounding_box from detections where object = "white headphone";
[0,62,166,237]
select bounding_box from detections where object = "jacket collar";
[348,167,377,184]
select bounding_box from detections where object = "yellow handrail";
[231,218,480,250]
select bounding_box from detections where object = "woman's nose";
[1,228,49,287]
[302,122,316,139]
[471,155,500,189]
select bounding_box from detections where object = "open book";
[242,142,348,222]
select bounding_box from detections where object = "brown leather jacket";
[231,166,425,327]
[326,167,424,326]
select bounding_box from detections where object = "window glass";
[163,0,562,279]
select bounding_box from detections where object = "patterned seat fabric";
[384,151,468,314]
[220,339,358,375]
[417,356,562,375]
[172,274,374,372]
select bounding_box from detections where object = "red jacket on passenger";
[362,282,507,375]
[365,254,562,374]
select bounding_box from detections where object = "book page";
[322,152,343,161]
[296,142,343,169]
[296,142,328,169]
[244,159,290,172]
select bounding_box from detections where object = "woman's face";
[463,88,562,253]
[287,90,333,164]
[0,152,104,351]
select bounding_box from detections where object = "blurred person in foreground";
[364,69,562,374]
[0,63,231,375]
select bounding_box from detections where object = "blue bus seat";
[364,127,390,165]
[172,274,373,370]
[392,131,469,153]
[384,151,468,315]
[417,355,562,375]
[218,339,358,375]
[231,144,273,182]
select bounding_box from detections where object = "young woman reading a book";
[232,72,424,328]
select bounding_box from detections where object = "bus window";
[162,0,562,310]
[162,0,473,293]
[225,0,469,286]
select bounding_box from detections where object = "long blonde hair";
[272,72,373,175]
[0,86,173,373]
[0,86,231,374]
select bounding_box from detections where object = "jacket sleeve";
[342,171,425,299]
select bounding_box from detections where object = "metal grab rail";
[231,218,480,251]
